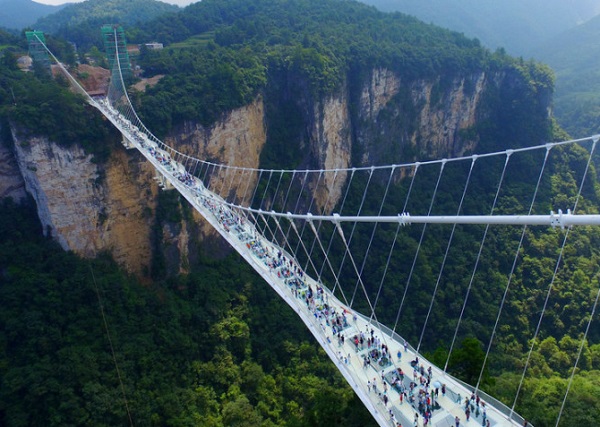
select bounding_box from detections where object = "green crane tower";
[25,30,51,71]
[101,24,132,78]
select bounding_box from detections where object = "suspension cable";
[418,156,477,353]
[511,138,598,419]
[89,263,134,427]
[356,166,396,319]
[392,160,447,335]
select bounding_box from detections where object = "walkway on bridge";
[97,97,528,427]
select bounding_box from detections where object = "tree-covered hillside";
[0,0,65,31]
[536,13,600,138]
[0,198,376,426]
[0,39,115,161]
[359,0,600,57]
[128,0,553,157]
[33,0,180,53]
[357,0,600,140]
[2,1,600,425]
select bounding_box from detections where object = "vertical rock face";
[1,65,545,276]
[310,93,352,213]
[3,97,269,275]
[355,68,487,166]
[0,133,27,202]
[410,73,486,158]
[10,131,157,275]
[169,97,267,205]
[303,68,488,212]
[360,68,402,121]
[12,134,101,252]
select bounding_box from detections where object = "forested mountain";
[33,0,180,52]
[536,14,600,138]
[358,0,600,140]
[360,0,600,57]
[0,0,65,30]
[1,0,600,425]
[129,0,553,154]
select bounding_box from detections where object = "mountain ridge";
[0,0,65,30]
[360,0,600,57]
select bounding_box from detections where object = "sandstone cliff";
[2,96,269,276]
[9,131,156,275]
[1,65,547,277]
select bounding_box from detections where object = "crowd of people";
[101,98,515,427]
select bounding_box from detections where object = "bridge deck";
[96,98,526,427]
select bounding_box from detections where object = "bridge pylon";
[101,24,132,80]
[25,30,51,72]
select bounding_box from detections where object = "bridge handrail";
[357,310,527,426]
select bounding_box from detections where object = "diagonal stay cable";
[392,160,447,335]
[474,146,551,391]
[354,166,396,313]
[335,168,374,307]
[553,137,599,426]
[321,168,356,297]
[418,156,477,354]
[390,163,420,338]
[88,263,134,427]
[555,278,600,427]
[511,138,598,420]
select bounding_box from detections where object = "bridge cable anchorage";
[550,209,568,229]
[397,212,410,226]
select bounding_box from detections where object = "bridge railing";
[355,310,528,426]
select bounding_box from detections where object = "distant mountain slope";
[34,0,180,34]
[31,0,180,53]
[0,0,65,30]
[361,0,600,57]
[536,14,600,137]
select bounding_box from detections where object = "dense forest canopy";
[0,199,376,426]
[31,0,180,54]
[1,0,600,425]
[0,41,116,161]
[107,0,559,178]
[357,0,600,140]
